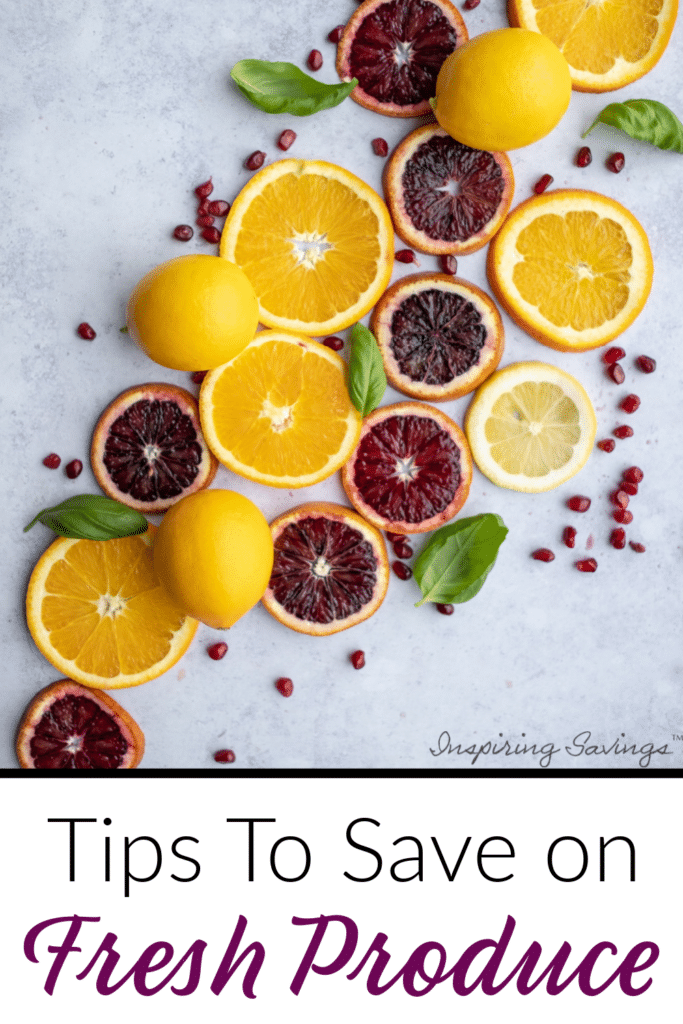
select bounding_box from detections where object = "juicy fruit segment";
[508,0,678,92]
[221,160,394,335]
[199,331,362,488]
[342,402,473,533]
[487,190,653,351]
[16,680,144,769]
[465,361,597,492]
[26,528,197,688]
[91,383,217,513]
[263,502,389,636]
[371,273,504,401]
[152,489,274,630]
[337,0,467,117]
[384,125,514,255]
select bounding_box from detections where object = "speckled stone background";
[1,0,682,769]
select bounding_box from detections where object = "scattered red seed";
[606,152,625,173]
[463,0,480,8]
[629,541,646,553]
[393,541,414,559]
[65,459,83,480]
[597,439,616,452]
[195,179,213,199]
[173,224,194,241]
[395,249,417,264]
[322,336,344,351]
[275,676,294,697]
[532,548,555,562]
[77,322,96,340]
[208,642,228,660]
[350,650,365,670]
[245,151,266,171]
[613,508,633,524]
[207,200,230,217]
[277,129,297,152]
[603,346,625,364]
[621,480,638,496]
[197,214,215,228]
[214,749,235,764]
[192,370,207,385]
[635,355,656,373]
[611,490,629,509]
[576,558,598,573]
[533,173,554,194]
[439,254,458,275]
[610,528,626,549]
[307,49,323,71]
[392,560,413,580]
[607,363,625,384]
[620,393,641,414]
[613,425,633,439]
[563,526,577,548]
[386,531,406,544]
[372,137,389,157]
[43,453,61,469]
[197,198,211,215]
[623,466,643,484]
[201,226,221,244]
[327,25,345,44]
[576,146,592,168]
[567,495,591,512]
[436,603,454,615]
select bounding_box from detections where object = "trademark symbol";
[672,734,683,742]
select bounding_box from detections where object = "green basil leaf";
[413,513,508,606]
[583,99,683,153]
[24,495,149,541]
[348,322,387,418]
[230,60,358,116]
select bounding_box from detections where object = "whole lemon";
[433,28,572,151]
[127,254,259,371]
[153,489,274,629]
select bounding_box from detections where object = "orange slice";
[199,330,362,488]
[220,159,394,335]
[487,189,653,352]
[26,527,197,689]
[508,0,678,92]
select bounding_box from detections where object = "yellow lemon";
[433,28,572,151]
[153,489,274,629]
[127,254,259,371]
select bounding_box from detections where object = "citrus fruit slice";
[371,273,504,401]
[153,489,274,630]
[384,124,514,256]
[342,401,472,534]
[262,502,389,636]
[508,0,678,92]
[199,331,362,488]
[91,383,217,513]
[336,0,468,117]
[26,527,197,689]
[487,189,653,352]
[126,254,259,370]
[16,680,144,769]
[464,361,597,492]
[220,160,393,335]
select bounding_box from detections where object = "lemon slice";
[464,361,596,491]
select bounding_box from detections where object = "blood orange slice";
[91,383,217,513]
[342,402,472,534]
[336,0,467,118]
[371,273,504,401]
[16,680,144,769]
[384,124,514,255]
[262,502,389,635]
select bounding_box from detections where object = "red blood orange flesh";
[384,124,514,255]
[16,680,144,769]
[91,383,217,513]
[336,0,467,118]
[262,502,389,636]
[342,401,472,533]
[371,272,504,401]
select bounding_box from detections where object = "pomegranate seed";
[322,336,344,351]
[576,558,597,573]
[606,152,625,173]
[393,541,414,559]
[532,548,555,562]
[463,0,480,8]
[597,439,616,452]
[43,453,61,469]
[613,508,633,524]
[207,200,230,217]
[350,650,365,670]
[436,603,454,615]
[603,346,625,364]
[610,528,626,549]
[629,542,646,553]
[623,466,643,484]
[567,495,591,512]
[620,394,641,414]
[395,249,416,263]
[386,532,406,544]
[275,677,294,697]
[245,151,266,171]
[207,642,228,661]
[635,355,656,373]
[173,224,194,241]
[65,459,83,479]
[277,129,297,152]
[392,560,413,580]
[607,363,625,384]
[197,198,211,215]
[307,49,323,71]
[533,173,554,194]
[192,370,207,385]
[563,526,577,548]
[611,490,629,509]
[197,214,215,228]
[372,137,389,157]
[576,146,592,168]
[214,749,235,764]
[77,322,96,340]
[195,179,213,199]
[201,227,221,244]
[327,25,345,44]
[439,254,458,275]
[613,425,633,439]
[621,480,638,496]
